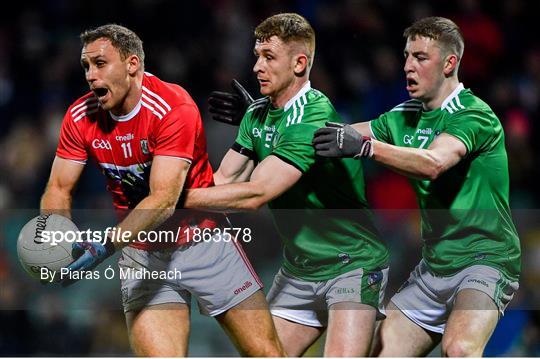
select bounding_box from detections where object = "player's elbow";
[164,196,180,211]
[244,197,266,211]
[153,191,180,212]
[44,179,74,198]
[243,187,269,211]
[422,154,446,180]
[213,171,231,186]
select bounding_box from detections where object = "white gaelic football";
[17,214,76,280]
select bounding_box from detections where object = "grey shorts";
[267,266,389,327]
[390,260,519,334]
[118,237,262,316]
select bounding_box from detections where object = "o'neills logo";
[234,281,253,295]
[34,214,51,244]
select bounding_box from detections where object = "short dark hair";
[255,13,316,67]
[80,24,145,67]
[404,17,464,61]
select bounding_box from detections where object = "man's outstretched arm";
[370,133,466,180]
[314,123,466,180]
[184,155,302,211]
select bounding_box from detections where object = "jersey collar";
[109,99,142,122]
[284,81,311,111]
[440,83,464,110]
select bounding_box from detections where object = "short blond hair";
[255,13,316,67]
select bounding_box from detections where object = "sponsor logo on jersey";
[252,128,262,138]
[415,128,433,135]
[92,139,112,150]
[403,134,414,145]
[140,139,149,155]
[116,133,134,141]
[233,281,253,295]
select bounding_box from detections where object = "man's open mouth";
[407,78,418,86]
[93,88,109,98]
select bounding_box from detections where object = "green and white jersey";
[370,83,520,280]
[235,82,389,281]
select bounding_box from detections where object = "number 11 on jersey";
[121,142,133,158]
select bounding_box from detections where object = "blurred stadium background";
[0,0,539,356]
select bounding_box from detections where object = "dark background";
[0,0,538,356]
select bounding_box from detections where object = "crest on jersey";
[140,139,149,155]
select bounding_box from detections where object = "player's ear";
[443,53,458,77]
[127,54,141,75]
[293,54,308,77]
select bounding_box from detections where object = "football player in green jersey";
[313,16,520,357]
[184,13,389,356]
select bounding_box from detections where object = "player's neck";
[110,72,144,116]
[271,78,309,109]
[423,77,460,111]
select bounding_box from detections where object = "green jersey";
[235,82,389,281]
[370,84,520,279]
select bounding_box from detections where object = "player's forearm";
[184,183,265,211]
[372,140,445,180]
[40,187,73,218]
[109,192,178,250]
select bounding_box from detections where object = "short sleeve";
[153,104,200,161]
[56,110,88,162]
[272,123,319,173]
[234,112,254,151]
[443,110,494,153]
[370,113,392,144]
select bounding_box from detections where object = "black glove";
[208,79,254,126]
[312,122,373,158]
[121,172,150,208]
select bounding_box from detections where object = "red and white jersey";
[57,72,219,249]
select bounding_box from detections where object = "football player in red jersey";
[40,24,283,356]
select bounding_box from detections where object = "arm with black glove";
[312,122,374,159]
[208,79,254,126]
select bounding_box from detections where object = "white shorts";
[390,260,519,334]
[267,266,388,327]
[118,237,262,316]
